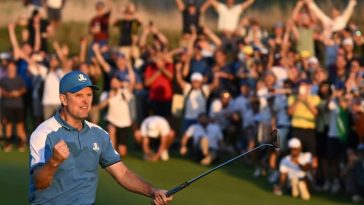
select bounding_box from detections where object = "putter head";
[271,128,280,151]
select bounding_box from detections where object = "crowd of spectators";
[0,0,364,203]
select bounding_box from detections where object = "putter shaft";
[166,144,274,197]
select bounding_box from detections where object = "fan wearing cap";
[134,116,175,162]
[176,63,219,132]
[29,71,173,205]
[273,138,312,201]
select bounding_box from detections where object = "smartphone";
[299,85,307,95]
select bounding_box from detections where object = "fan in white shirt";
[274,138,312,201]
[209,0,255,34]
[99,77,134,157]
[134,116,175,162]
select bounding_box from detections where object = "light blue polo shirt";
[29,111,121,205]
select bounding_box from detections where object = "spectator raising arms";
[112,2,142,59]
[175,0,212,44]
[175,60,219,132]
[304,0,357,38]
[89,0,113,58]
[208,0,255,35]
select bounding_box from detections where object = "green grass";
[0,151,354,205]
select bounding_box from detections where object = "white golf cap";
[288,138,301,149]
[343,38,354,46]
[308,56,319,64]
[146,121,159,137]
[190,72,203,82]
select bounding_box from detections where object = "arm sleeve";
[340,0,357,26]
[29,130,52,173]
[202,84,211,97]
[279,158,289,173]
[99,132,121,168]
[216,2,225,14]
[140,120,148,137]
[185,125,195,138]
[307,1,332,27]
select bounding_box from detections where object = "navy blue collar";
[54,109,90,132]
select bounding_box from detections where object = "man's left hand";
[152,189,173,205]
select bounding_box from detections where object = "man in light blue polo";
[29,70,173,205]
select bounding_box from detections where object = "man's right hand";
[180,146,188,156]
[50,140,70,167]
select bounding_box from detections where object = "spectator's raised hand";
[8,22,15,31]
[80,36,88,45]
[92,43,101,52]
[175,62,183,73]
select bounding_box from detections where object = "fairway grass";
[0,151,353,205]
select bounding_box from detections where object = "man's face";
[226,0,235,7]
[240,85,249,96]
[214,51,226,67]
[331,8,340,19]
[198,115,209,126]
[7,62,17,77]
[60,87,93,120]
[191,80,203,89]
[96,2,105,15]
[299,13,311,26]
[188,5,197,14]
[336,55,347,69]
[116,57,127,69]
[290,148,301,158]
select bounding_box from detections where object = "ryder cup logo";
[78,74,87,82]
[92,142,100,152]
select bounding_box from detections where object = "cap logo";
[78,74,87,82]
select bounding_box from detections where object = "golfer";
[29,71,173,205]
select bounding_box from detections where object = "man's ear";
[59,94,67,107]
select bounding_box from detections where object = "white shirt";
[47,0,63,9]
[183,84,210,119]
[216,3,244,32]
[279,152,312,179]
[42,69,64,106]
[140,116,170,139]
[308,0,356,38]
[185,123,223,150]
[103,89,133,128]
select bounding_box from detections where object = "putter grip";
[166,182,189,197]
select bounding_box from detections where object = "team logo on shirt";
[92,142,100,152]
[78,74,87,82]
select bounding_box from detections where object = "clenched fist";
[51,140,70,167]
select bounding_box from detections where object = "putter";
[166,128,280,197]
